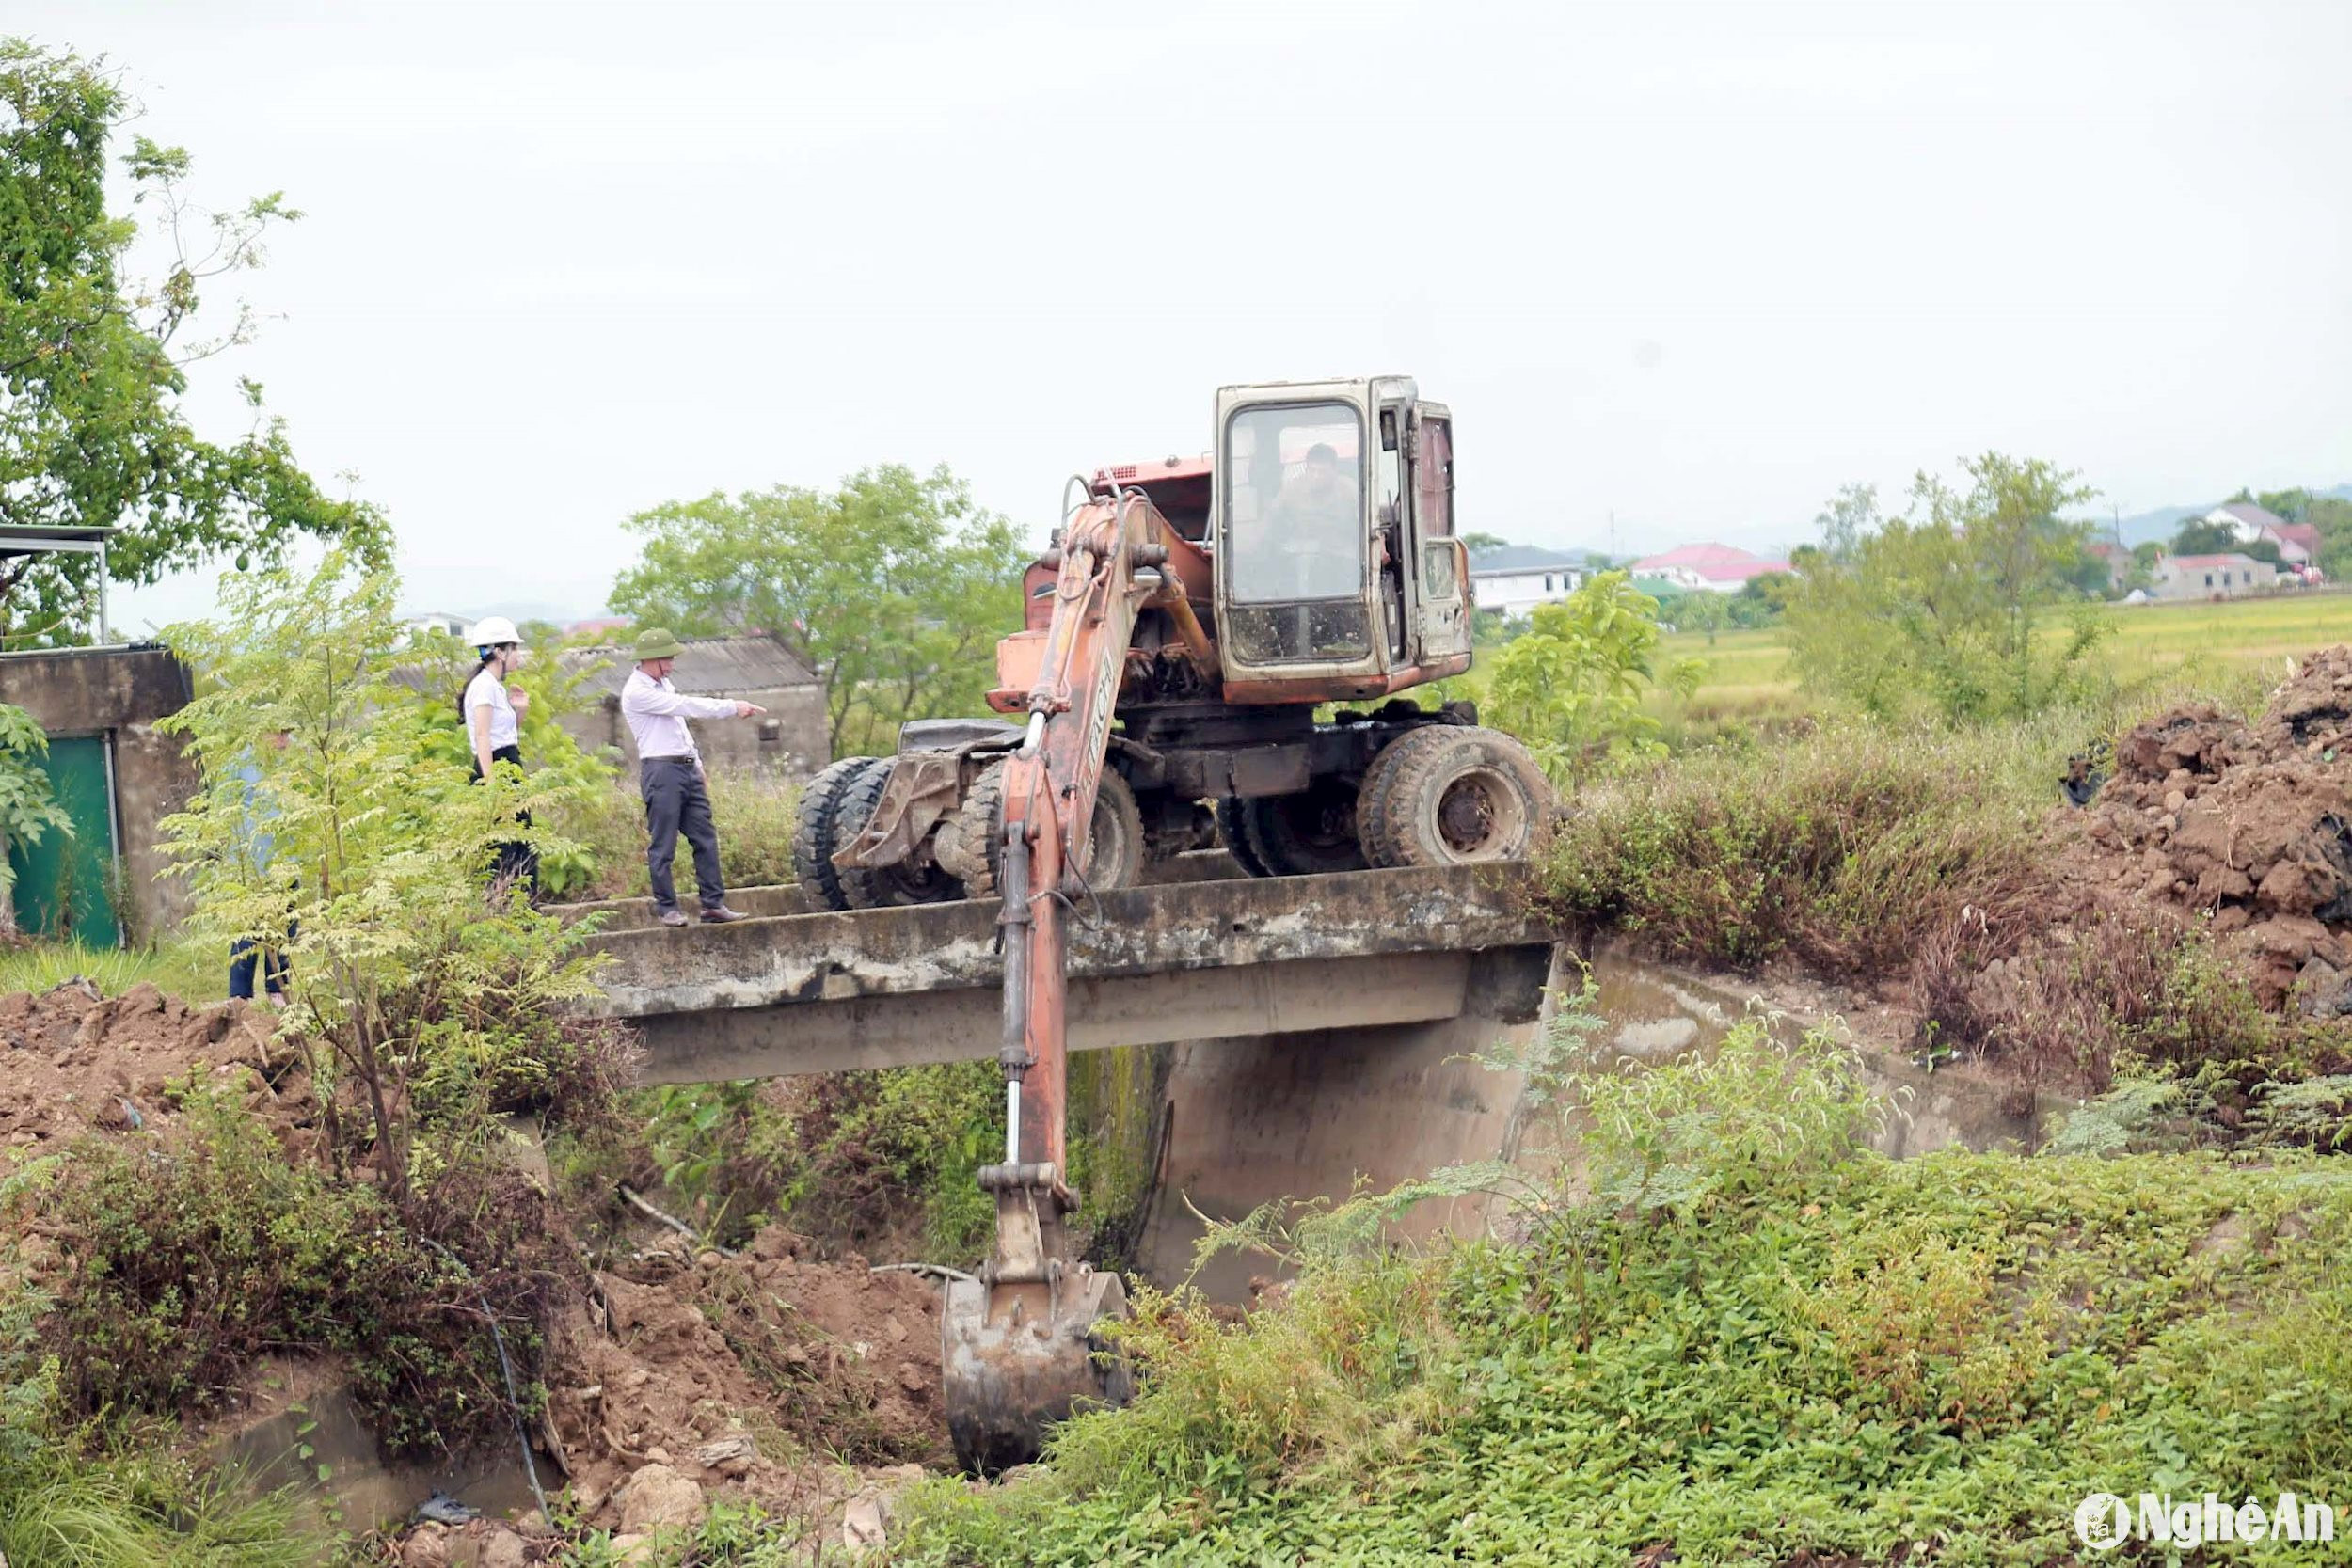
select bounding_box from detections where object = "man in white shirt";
[619,627,767,927]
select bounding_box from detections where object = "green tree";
[0,39,389,646]
[158,554,601,1202]
[1458,531,1510,557]
[1783,453,2107,721]
[1675,590,1726,644]
[610,464,1029,756]
[2170,517,2238,556]
[0,702,70,939]
[1486,571,1702,784]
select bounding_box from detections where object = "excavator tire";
[791,755,874,911]
[1084,768,1148,893]
[1238,778,1370,878]
[946,759,1147,898]
[941,759,1008,897]
[834,758,965,909]
[1214,797,1273,879]
[1358,724,1552,869]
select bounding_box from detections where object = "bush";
[895,1033,2352,1567]
[636,1059,1001,1258]
[1535,721,2042,973]
[27,1092,561,1456]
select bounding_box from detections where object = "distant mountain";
[2079,483,2352,548]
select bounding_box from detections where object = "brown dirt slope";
[3,979,951,1550]
[2069,645,2352,1004]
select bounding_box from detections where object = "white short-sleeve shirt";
[464,666,520,751]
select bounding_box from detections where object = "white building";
[2153,553,2278,601]
[1469,546,1592,617]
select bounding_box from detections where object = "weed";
[0,936,226,1002]
[893,1038,2352,1567]
[26,1089,559,1458]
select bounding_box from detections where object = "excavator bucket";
[941,1163,1136,1472]
[943,1265,1133,1473]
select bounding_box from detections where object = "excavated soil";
[2,979,951,1554]
[0,980,307,1151]
[2059,645,2352,1006]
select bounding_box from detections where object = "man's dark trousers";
[642,756,726,913]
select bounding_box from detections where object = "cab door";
[1409,406,1472,664]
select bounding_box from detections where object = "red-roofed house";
[2154,552,2277,601]
[2207,502,2319,568]
[1629,543,1792,594]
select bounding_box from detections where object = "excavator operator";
[1267,442,1361,598]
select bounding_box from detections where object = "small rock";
[692,1433,757,1476]
[843,1496,887,1549]
[2163,789,2187,814]
[614,1464,706,1535]
[400,1524,452,1568]
[609,1535,658,1568]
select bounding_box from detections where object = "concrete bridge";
[568,861,2045,1295]
[575,863,1559,1084]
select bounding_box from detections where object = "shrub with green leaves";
[158,553,610,1201]
[894,1029,2352,1567]
[19,1089,554,1458]
[0,701,72,941]
[1485,572,1703,784]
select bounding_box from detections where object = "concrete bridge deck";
[575,863,1553,1083]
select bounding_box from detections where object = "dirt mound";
[2073,648,2352,1002]
[548,1225,946,1528]
[0,979,310,1150]
[6,978,953,1549]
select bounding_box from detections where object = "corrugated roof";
[561,633,817,696]
[2165,553,2265,569]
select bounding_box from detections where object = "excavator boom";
[942,480,1181,1471]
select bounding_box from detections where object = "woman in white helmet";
[461,615,538,896]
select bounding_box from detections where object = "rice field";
[1658,590,2352,725]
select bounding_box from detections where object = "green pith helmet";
[632,626,684,661]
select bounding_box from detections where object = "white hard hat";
[471,615,522,648]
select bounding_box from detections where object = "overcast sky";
[20,0,2352,631]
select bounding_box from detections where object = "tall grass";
[551,770,803,902]
[0,938,225,1003]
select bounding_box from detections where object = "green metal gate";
[8,734,121,948]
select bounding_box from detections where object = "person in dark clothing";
[617,626,765,927]
[229,729,295,1008]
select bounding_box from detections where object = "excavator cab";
[1213,377,1473,705]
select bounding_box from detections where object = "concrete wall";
[0,645,198,941]
[557,683,829,779]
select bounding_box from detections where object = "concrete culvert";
[1359,724,1552,868]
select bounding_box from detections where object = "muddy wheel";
[791,755,874,911]
[1214,797,1273,878]
[1082,768,1147,892]
[941,759,1009,897]
[1358,725,1552,868]
[1239,778,1370,877]
[942,761,1145,897]
[834,758,965,909]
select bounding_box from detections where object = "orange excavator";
[795,378,1552,1468]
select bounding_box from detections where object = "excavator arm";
[942,480,1183,1472]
